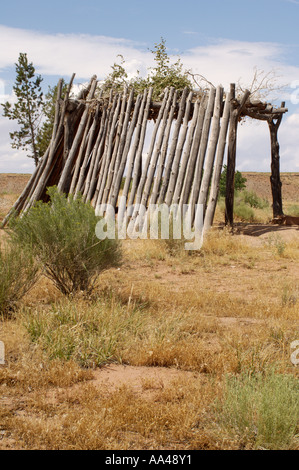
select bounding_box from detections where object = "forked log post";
[225,85,250,227]
[268,102,285,218]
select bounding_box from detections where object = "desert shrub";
[0,242,39,316]
[287,204,299,216]
[267,233,286,257]
[219,165,247,198]
[242,190,269,209]
[10,187,121,296]
[216,369,299,450]
[233,202,256,222]
[232,189,271,222]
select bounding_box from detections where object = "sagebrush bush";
[216,369,299,450]
[233,202,256,222]
[10,187,121,295]
[0,242,39,316]
[287,204,299,216]
[242,190,269,210]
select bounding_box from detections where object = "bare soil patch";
[0,174,31,221]
[243,172,299,204]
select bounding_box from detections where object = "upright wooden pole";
[268,102,284,217]
[165,90,193,206]
[123,88,151,205]
[225,85,250,227]
[150,88,176,205]
[133,88,169,210]
[158,88,189,204]
[204,90,232,232]
[189,87,216,221]
[128,87,153,207]
[197,86,223,212]
[57,76,98,193]
[180,93,207,207]
[172,97,199,206]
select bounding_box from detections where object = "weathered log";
[57,75,98,193]
[180,93,207,207]
[24,76,80,209]
[172,96,200,206]
[69,113,92,195]
[150,88,176,205]
[133,88,170,209]
[158,87,189,204]
[80,103,102,199]
[127,87,153,206]
[122,88,149,204]
[1,146,50,227]
[204,90,232,232]
[197,86,223,213]
[108,93,143,209]
[102,88,128,203]
[85,106,109,203]
[189,87,216,219]
[139,88,173,209]
[100,94,124,205]
[108,88,135,204]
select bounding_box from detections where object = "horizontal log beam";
[241,107,288,121]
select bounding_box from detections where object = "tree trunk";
[225,86,250,227]
[268,107,284,217]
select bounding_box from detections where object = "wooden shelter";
[2,74,288,231]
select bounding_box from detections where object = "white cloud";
[280,112,299,171]
[236,120,270,172]
[0,25,152,80]
[1,25,298,89]
[233,112,299,173]
[182,39,299,102]
[0,116,35,173]
[0,25,298,173]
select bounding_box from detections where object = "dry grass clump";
[18,297,148,368]
[4,292,294,379]
[2,377,222,450]
[0,242,39,317]
[215,368,299,450]
[0,320,93,393]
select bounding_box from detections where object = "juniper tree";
[2,53,44,166]
[36,79,67,158]
[219,165,247,197]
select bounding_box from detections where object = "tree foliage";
[1,53,44,166]
[219,165,247,198]
[100,38,193,100]
[36,80,68,158]
[147,38,193,98]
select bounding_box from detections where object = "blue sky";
[0,0,299,173]
[1,0,299,49]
